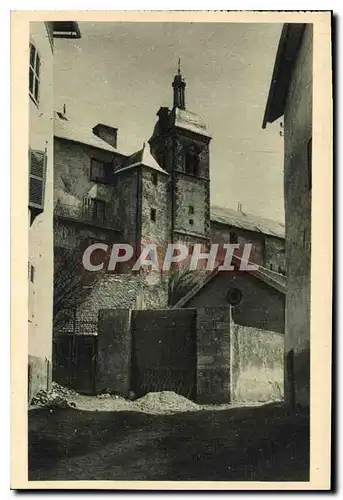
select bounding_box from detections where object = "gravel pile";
[135,391,200,414]
[30,382,77,409]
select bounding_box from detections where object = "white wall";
[28,22,54,368]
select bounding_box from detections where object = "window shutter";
[29,149,47,211]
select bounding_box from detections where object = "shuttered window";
[29,149,47,211]
[29,42,40,104]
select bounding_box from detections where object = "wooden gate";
[53,335,97,394]
[131,309,197,399]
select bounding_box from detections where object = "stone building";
[28,21,81,400]
[53,65,286,337]
[263,23,312,407]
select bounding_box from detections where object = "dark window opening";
[188,205,194,215]
[83,197,106,225]
[151,172,158,185]
[150,208,156,222]
[230,232,238,244]
[189,218,194,226]
[307,137,312,191]
[185,151,199,176]
[189,244,194,256]
[29,42,40,104]
[90,159,109,182]
[30,264,35,283]
[227,287,242,306]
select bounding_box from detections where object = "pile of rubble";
[135,391,200,414]
[30,382,77,409]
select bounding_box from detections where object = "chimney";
[157,107,169,132]
[92,123,118,149]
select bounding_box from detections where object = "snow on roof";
[54,114,125,154]
[211,205,285,239]
[115,142,168,175]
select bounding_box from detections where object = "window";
[83,197,106,225]
[29,42,40,104]
[29,148,47,215]
[151,172,158,185]
[150,208,156,222]
[227,287,242,306]
[189,218,194,226]
[307,137,312,191]
[185,150,199,176]
[188,205,194,215]
[93,199,106,223]
[230,232,238,244]
[90,159,108,182]
[30,264,35,283]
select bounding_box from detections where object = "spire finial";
[172,60,186,109]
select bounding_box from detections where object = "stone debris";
[135,391,200,414]
[30,382,77,409]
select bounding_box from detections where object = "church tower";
[149,61,212,256]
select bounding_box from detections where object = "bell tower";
[149,62,212,254]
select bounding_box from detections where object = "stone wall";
[87,305,284,403]
[230,321,284,403]
[210,220,285,270]
[284,24,312,406]
[140,168,169,257]
[173,173,209,238]
[196,307,231,404]
[264,236,286,274]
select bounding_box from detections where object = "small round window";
[227,287,242,305]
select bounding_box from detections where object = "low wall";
[230,321,284,403]
[28,355,52,402]
[94,306,284,404]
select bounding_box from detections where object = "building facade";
[28,21,81,401]
[263,23,312,407]
[53,65,286,338]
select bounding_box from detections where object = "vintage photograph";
[21,13,330,487]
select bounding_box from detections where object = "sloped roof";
[54,114,125,154]
[115,142,168,175]
[173,107,211,138]
[173,254,286,309]
[262,23,306,128]
[211,205,285,239]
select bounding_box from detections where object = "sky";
[54,22,284,222]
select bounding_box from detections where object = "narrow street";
[29,401,309,482]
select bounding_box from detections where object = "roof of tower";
[173,108,211,138]
[115,142,168,175]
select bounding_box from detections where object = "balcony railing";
[54,201,122,231]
